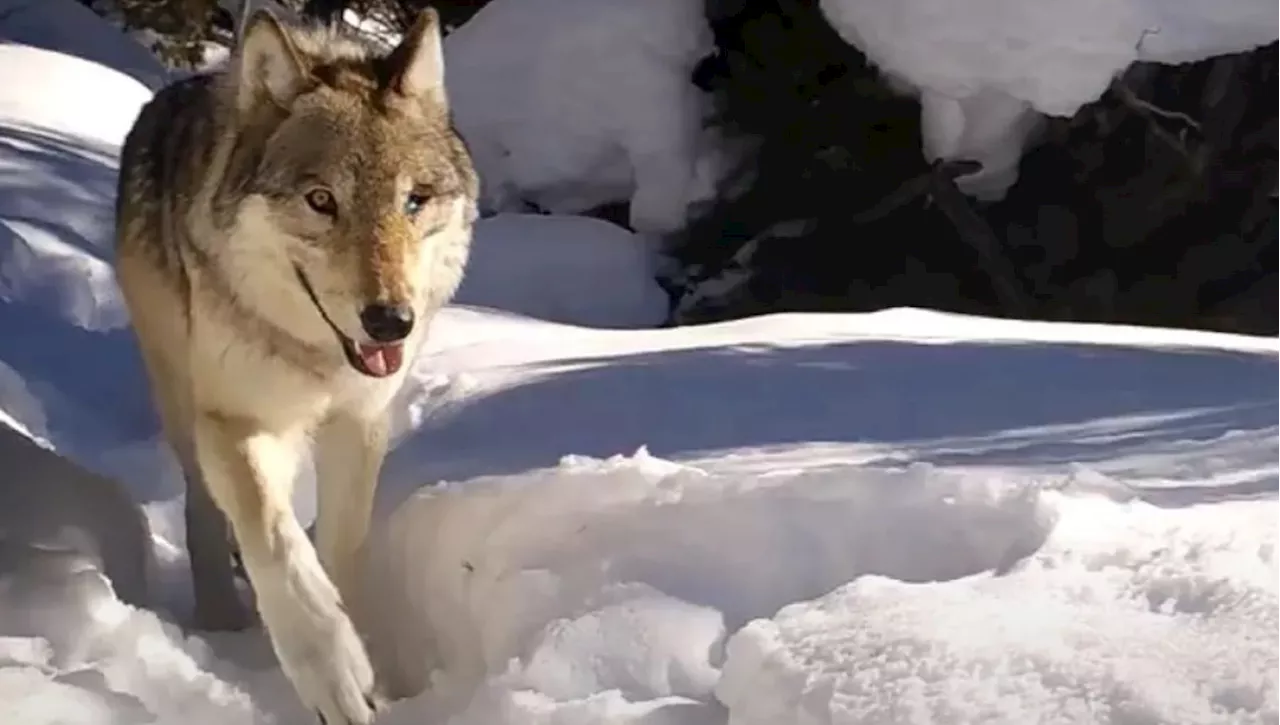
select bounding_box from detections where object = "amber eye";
[304,188,337,216]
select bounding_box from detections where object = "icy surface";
[0,7,1275,725]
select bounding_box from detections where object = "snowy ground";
[0,5,1278,725]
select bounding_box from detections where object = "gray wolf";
[112,8,478,723]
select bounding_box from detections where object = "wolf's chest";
[187,314,406,427]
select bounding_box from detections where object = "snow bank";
[454,214,669,329]
[0,43,151,150]
[0,0,170,91]
[0,418,268,725]
[356,305,1276,722]
[719,496,1277,724]
[0,423,149,612]
[0,590,265,725]
[819,0,1279,198]
[364,453,1054,715]
[443,0,724,235]
[0,43,150,335]
[362,449,1277,724]
[0,42,157,475]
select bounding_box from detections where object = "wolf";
[112,8,478,723]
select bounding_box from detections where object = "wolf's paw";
[255,546,384,725]
[275,608,382,725]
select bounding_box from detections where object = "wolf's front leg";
[313,410,389,601]
[193,412,379,725]
[184,470,250,630]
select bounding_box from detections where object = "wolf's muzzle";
[292,265,407,378]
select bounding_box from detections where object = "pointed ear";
[235,10,309,114]
[387,8,447,109]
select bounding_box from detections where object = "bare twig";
[1134,27,1161,56]
[844,157,1030,314]
[847,171,933,224]
[1111,82,1203,133]
[848,160,981,224]
[926,161,1032,315]
[1110,79,1206,166]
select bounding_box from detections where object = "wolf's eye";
[404,192,429,217]
[304,188,337,217]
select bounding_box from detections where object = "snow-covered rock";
[0,0,170,91]
[455,214,669,329]
[443,0,725,235]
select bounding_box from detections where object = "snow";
[0,0,170,91]
[819,0,1280,198]
[453,213,669,329]
[0,6,1276,725]
[718,497,1276,724]
[442,0,725,235]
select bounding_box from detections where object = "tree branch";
[926,160,1033,315]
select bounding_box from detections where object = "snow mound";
[444,0,723,235]
[363,451,1055,722]
[0,423,150,612]
[0,42,157,470]
[0,596,265,725]
[0,43,151,151]
[818,0,1279,198]
[454,214,669,329]
[0,0,170,91]
[0,43,149,335]
[719,496,1277,725]
[0,420,264,725]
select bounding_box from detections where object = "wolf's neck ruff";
[292,264,405,378]
[182,238,338,377]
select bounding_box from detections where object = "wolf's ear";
[386,8,447,110]
[235,10,308,114]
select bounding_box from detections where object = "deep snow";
[0,4,1277,725]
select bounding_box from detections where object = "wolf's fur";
[112,9,477,723]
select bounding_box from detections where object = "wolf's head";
[216,9,477,379]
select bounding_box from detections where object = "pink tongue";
[357,342,404,377]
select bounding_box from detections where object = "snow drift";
[442,0,726,235]
[0,0,170,91]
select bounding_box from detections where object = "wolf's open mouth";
[292,266,405,378]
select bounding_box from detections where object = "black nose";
[359,303,415,342]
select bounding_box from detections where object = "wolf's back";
[114,73,224,274]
